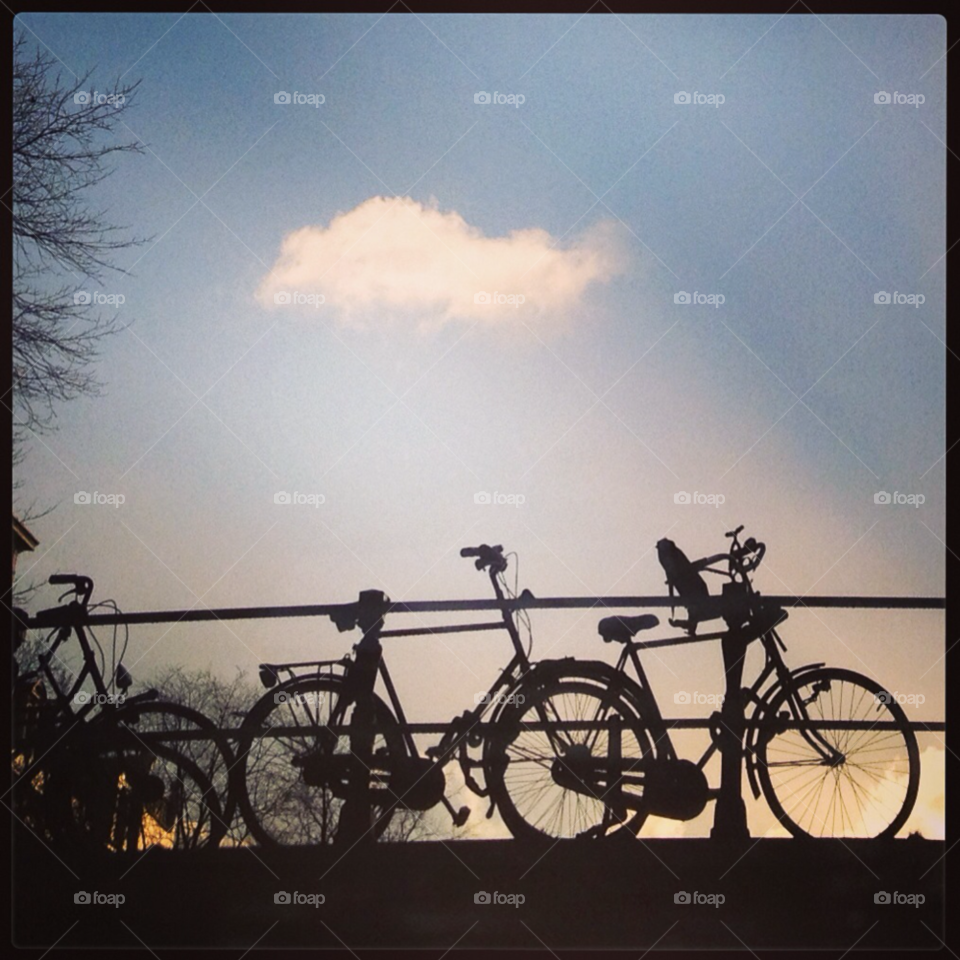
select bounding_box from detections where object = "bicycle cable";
[90,600,128,693]
[501,553,533,658]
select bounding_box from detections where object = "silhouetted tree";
[12,29,147,458]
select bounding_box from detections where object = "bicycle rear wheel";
[485,677,652,840]
[756,668,919,838]
[235,676,410,845]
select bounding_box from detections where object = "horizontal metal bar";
[34,594,945,629]
[130,719,945,742]
[380,621,505,638]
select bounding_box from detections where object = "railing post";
[711,628,750,841]
[337,589,389,848]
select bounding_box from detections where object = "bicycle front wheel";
[756,668,920,838]
[485,678,652,840]
[37,716,226,853]
[115,701,236,841]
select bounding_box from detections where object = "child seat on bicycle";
[657,538,749,634]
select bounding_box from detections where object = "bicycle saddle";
[598,614,660,643]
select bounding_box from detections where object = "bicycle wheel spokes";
[237,678,406,846]
[488,679,651,840]
[758,669,919,839]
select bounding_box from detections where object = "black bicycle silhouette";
[13,575,234,852]
[490,526,920,840]
[235,531,919,844]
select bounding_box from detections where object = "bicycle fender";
[492,658,648,725]
[744,662,826,799]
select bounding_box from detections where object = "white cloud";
[255,196,626,330]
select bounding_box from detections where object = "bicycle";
[13,575,234,852]
[233,545,651,845]
[487,526,920,840]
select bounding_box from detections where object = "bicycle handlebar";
[460,544,507,573]
[47,574,94,607]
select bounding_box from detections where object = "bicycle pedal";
[453,806,470,828]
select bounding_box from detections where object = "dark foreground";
[13,836,944,950]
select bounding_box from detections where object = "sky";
[13,12,945,839]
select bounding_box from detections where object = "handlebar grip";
[460,547,481,558]
[49,574,78,585]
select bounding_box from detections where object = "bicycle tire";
[485,675,653,841]
[756,667,920,838]
[234,675,410,846]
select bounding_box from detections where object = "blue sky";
[14,13,945,837]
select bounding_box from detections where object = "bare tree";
[12,29,148,456]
